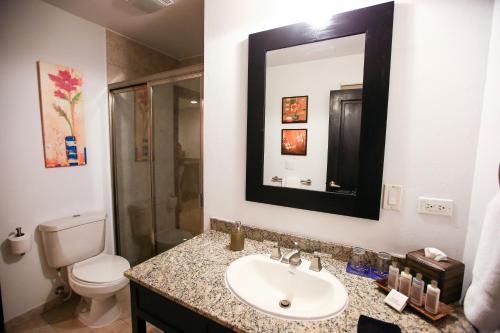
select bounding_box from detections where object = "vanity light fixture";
[190,100,198,104]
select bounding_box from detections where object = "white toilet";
[39,212,130,328]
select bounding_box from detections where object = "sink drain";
[279,299,291,309]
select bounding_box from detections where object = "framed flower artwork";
[37,61,86,167]
[281,129,307,156]
[282,96,308,123]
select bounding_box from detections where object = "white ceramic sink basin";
[225,254,348,320]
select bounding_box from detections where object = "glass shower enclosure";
[109,68,203,265]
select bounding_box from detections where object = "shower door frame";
[108,65,204,258]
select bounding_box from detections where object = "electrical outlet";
[417,197,453,216]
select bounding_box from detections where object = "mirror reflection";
[263,33,366,194]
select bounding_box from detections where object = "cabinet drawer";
[135,284,206,332]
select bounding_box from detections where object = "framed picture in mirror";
[281,129,307,155]
[282,96,308,123]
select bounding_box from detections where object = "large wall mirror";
[246,3,394,220]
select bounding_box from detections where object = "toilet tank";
[39,212,106,268]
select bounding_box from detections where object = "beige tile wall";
[179,55,204,67]
[106,30,202,84]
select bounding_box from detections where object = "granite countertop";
[124,230,474,333]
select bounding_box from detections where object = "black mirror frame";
[245,2,394,220]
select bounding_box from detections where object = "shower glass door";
[110,73,202,265]
[111,85,155,265]
[151,77,202,253]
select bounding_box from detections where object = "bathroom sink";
[225,254,348,320]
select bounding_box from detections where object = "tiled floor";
[6,288,162,333]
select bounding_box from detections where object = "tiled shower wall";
[106,30,202,84]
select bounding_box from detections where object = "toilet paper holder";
[15,227,24,237]
[8,226,32,256]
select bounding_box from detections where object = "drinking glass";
[351,247,366,272]
[374,251,391,277]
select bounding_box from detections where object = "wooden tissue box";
[406,249,464,303]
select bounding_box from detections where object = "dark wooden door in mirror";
[326,89,363,195]
[246,2,394,220]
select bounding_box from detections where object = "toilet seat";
[68,253,130,300]
[72,253,130,284]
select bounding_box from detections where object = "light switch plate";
[417,197,453,216]
[382,184,402,211]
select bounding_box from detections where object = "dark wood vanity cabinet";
[130,282,235,333]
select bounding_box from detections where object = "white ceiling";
[267,33,365,67]
[42,0,203,60]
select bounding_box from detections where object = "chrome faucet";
[270,244,282,261]
[281,241,302,266]
[309,253,323,272]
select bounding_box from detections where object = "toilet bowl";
[39,212,130,328]
[68,253,130,327]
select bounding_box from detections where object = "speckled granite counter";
[125,230,473,333]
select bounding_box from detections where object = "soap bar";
[384,289,409,312]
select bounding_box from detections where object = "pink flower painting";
[37,62,86,167]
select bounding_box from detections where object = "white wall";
[0,0,112,321]
[462,0,500,295]
[263,54,364,191]
[204,0,493,261]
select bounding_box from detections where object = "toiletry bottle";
[410,273,425,306]
[387,261,400,290]
[398,267,412,297]
[230,221,245,251]
[425,280,441,314]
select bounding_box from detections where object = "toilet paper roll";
[8,232,32,255]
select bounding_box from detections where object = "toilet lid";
[72,253,130,284]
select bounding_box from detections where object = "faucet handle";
[309,253,323,272]
[287,242,302,266]
[270,245,282,261]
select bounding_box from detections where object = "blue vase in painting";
[65,136,78,166]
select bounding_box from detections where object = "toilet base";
[75,295,121,328]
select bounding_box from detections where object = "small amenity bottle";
[398,267,412,297]
[425,280,441,314]
[387,261,400,290]
[410,273,425,306]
